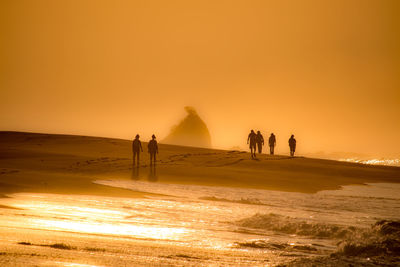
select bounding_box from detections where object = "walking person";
[247,130,257,158]
[148,134,158,165]
[269,133,276,155]
[256,131,264,154]
[132,134,143,166]
[288,134,296,157]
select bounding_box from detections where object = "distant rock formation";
[163,107,212,148]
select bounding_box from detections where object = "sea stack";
[163,107,212,148]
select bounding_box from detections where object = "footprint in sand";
[0,169,19,175]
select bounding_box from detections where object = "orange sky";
[1,0,399,157]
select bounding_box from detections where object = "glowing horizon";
[1,0,399,158]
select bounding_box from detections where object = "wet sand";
[0,131,399,266]
[0,226,276,266]
[0,131,399,197]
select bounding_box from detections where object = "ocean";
[0,179,399,266]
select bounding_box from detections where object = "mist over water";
[2,1,400,159]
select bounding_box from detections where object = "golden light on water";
[1,191,275,251]
[34,219,187,240]
[53,263,103,267]
[339,158,400,166]
[1,182,400,266]
[3,194,190,241]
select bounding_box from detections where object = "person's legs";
[150,153,156,164]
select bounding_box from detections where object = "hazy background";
[1,0,399,158]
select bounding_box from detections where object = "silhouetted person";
[247,130,257,158]
[256,131,264,154]
[148,134,158,165]
[269,133,276,155]
[289,134,296,157]
[132,134,143,166]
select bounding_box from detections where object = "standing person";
[256,131,264,154]
[269,133,276,155]
[148,134,158,165]
[247,130,257,158]
[132,134,143,166]
[288,134,296,157]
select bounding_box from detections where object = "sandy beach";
[2,0,400,264]
[1,131,399,196]
[1,131,399,266]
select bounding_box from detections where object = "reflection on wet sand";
[148,164,158,182]
[131,166,140,180]
[131,164,158,182]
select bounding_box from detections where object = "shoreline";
[0,131,399,197]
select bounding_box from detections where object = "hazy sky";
[1,0,399,157]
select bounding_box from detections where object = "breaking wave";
[236,213,358,239]
[339,158,400,167]
[234,240,318,253]
[335,220,400,257]
[199,196,264,206]
[276,220,400,266]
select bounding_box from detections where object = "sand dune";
[0,131,399,196]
